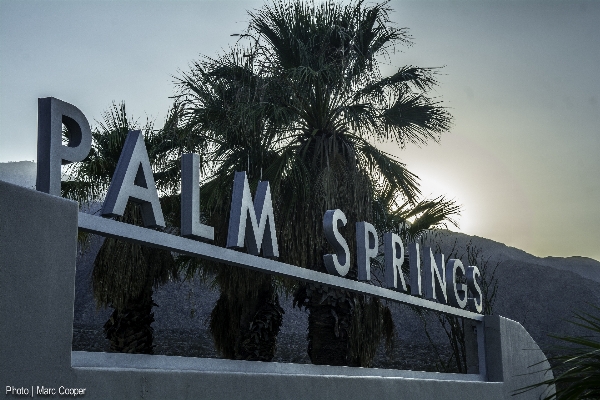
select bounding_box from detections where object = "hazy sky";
[1,0,599,261]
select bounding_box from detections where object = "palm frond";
[516,306,600,399]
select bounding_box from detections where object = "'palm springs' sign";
[36,97,483,318]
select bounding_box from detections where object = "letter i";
[409,242,422,296]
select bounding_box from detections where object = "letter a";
[226,171,278,257]
[101,130,165,228]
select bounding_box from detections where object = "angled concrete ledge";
[72,351,486,381]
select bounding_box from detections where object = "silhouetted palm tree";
[246,0,455,366]
[177,49,286,361]
[177,0,459,366]
[63,103,177,354]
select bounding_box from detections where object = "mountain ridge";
[426,229,600,284]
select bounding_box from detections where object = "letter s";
[467,265,483,313]
[323,209,350,276]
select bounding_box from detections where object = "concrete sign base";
[0,181,554,399]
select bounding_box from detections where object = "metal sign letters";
[36,97,484,320]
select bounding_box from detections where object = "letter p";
[36,97,92,196]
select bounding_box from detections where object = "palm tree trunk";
[103,287,155,354]
[236,284,284,361]
[209,269,283,362]
[295,283,357,366]
[307,301,355,366]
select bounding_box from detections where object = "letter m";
[226,171,279,258]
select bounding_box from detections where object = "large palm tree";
[176,49,286,361]
[177,0,458,366]
[243,0,455,366]
[63,103,177,354]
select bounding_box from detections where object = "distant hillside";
[537,256,600,284]
[0,161,36,188]
[422,229,600,284]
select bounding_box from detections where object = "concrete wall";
[0,180,554,399]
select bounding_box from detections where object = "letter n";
[423,247,448,304]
